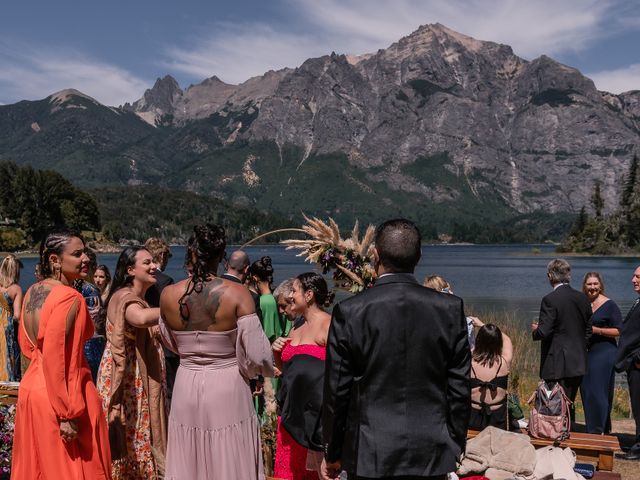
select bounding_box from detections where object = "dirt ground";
[602,419,637,479]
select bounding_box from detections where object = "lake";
[15,244,640,323]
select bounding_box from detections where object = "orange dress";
[11,285,111,479]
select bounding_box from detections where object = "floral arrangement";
[0,403,15,479]
[282,215,377,293]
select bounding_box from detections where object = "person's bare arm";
[11,285,23,322]
[501,333,513,365]
[125,303,160,328]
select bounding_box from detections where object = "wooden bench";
[468,429,620,471]
[0,382,19,405]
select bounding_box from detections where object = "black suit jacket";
[615,299,640,372]
[533,284,592,380]
[323,273,471,477]
[145,270,174,308]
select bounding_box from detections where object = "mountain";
[1,24,639,239]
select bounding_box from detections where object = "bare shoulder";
[23,282,54,314]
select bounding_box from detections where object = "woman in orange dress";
[11,231,111,479]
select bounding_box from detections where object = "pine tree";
[591,181,604,219]
[621,154,639,210]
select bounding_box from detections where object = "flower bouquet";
[0,403,15,479]
[282,215,377,293]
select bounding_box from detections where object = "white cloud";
[162,23,325,84]
[293,0,616,59]
[0,39,149,106]
[162,0,631,85]
[588,64,640,93]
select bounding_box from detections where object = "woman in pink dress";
[159,224,274,480]
[272,272,333,480]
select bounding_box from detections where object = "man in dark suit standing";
[322,219,470,480]
[532,258,592,423]
[615,266,640,460]
[144,238,177,396]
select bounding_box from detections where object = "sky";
[1,0,639,106]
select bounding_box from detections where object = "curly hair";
[38,230,83,278]
[249,256,274,285]
[297,272,334,308]
[179,224,226,322]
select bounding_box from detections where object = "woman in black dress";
[580,271,622,434]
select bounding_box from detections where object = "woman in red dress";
[12,231,111,479]
[273,272,333,480]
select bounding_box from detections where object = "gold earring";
[54,264,62,281]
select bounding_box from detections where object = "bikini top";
[470,356,508,392]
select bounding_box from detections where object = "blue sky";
[1,0,639,106]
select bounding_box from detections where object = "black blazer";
[145,270,174,308]
[615,299,640,372]
[323,273,470,477]
[533,284,592,380]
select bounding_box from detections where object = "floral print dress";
[96,291,167,480]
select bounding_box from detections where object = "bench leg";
[598,451,613,471]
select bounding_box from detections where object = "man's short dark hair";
[375,219,422,273]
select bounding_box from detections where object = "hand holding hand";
[59,419,78,442]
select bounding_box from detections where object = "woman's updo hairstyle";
[184,223,226,285]
[180,223,226,321]
[39,230,83,278]
[249,256,274,285]
[297,272,334,308]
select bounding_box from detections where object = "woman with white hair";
[0,253,23,381]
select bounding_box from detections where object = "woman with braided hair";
[12,231,111,479]
[159,223,274,480]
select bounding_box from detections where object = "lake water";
[15,244,640,323]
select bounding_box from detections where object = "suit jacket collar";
[373,272,419,287]
[221,273,242,284]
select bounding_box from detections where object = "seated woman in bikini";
[469,323,514,431]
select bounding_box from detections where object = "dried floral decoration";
[282,215,377,292]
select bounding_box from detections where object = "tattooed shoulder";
[205,278,227,314]
[25,284,51,314]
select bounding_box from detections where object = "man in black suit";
[322,219,470,480]
[615,266,640,460]
[143,238,177,396]
[532,258,592,423]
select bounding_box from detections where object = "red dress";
[274,343,326,480]
[12,285,111,479]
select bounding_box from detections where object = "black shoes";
[618,447,640,461]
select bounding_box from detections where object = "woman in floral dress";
[97,246,167,480]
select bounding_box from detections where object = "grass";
[482,311,631,420]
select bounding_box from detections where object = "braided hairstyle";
[39,230,83,278]
[249,256,274,286]
[297,272,335,309]
[179,224,226,321]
